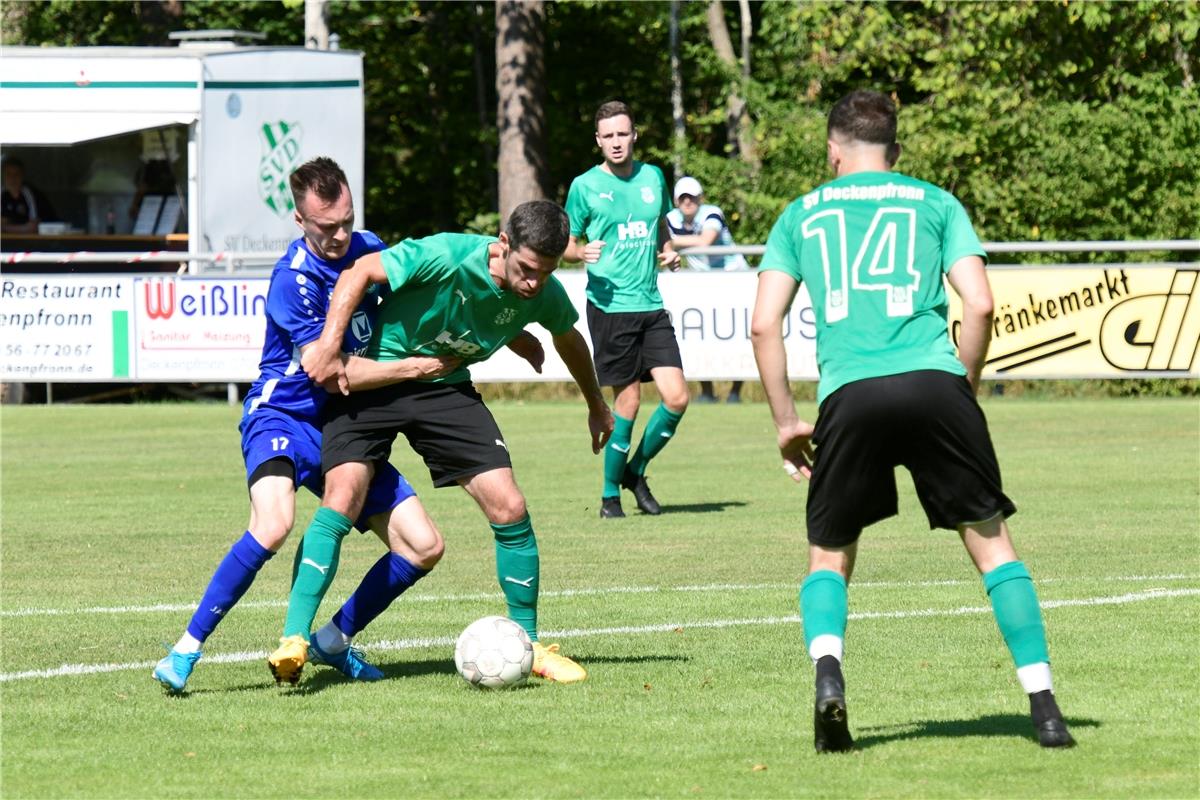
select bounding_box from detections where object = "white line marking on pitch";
[0,587,1196,684]
[1,573,1195,619]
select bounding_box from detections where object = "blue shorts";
[240,409,417,533]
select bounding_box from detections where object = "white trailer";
[0,38,365,263]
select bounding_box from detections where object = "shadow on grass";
[282,660,454,695]
[658,501,748,515]
[196,653,689,696]
[190,657,459,696]
[852,713,1101,749]
[376,656,458,680]
[571,653,689,666]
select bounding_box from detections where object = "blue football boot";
[307,640,384,682]
[153,648,202,693]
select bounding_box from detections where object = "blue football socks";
[332,552,429,638]
[185,531,274,643]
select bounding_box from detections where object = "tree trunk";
[496,0,549,224]
[305,0,329,50]
[669,0,686,182]
[706,0,757,168]
[1173,33,1195,89]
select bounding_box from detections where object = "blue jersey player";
[153,158,457,692]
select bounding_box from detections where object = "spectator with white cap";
[665,175,749,403]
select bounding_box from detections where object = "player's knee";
[322,490,361,519]
[394,517,445,567]
[251,514,293,550]
[322,471,368,518]
[412,531,445,568]
[662,388,689,415]
[486,494,528,526]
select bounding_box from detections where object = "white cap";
[673,176,703,201]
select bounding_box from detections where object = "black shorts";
[586,302,684,387]
[322,381,512,488]
[806,370,1016,547]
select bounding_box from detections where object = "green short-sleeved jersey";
[369,232,578,384]
[564,161,672,312]
[760,171,987,404]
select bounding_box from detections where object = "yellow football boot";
[532,642,587,683]
[267,635,309,686]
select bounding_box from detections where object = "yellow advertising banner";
[948,267,1200,378]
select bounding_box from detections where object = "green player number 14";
[801,207,920,322]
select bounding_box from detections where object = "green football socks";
[283,506,353,639]
[626,402,683,477]
[801,570,848,661]
[493,515,539,642]
[603,413,634,497]
[983,560,1050,668]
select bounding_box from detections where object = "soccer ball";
[454,615,534,689]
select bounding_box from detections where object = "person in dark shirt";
[1,158,55,234]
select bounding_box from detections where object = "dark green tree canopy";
[4,0,1196,250]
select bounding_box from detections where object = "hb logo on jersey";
[432,330,482,357]
[618,220,650,241]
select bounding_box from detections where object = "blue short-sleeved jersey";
[237,231,418,527]
[241,231,388,428]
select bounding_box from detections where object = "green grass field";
[1,398,1197,799]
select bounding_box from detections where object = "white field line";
[1,586,1196,684]
[1,572,1196,620]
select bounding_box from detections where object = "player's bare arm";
[341,353,461,391]
[669,226,720,250]
[562,234,605,265]
[552,327,614,454]
[946,254,993,395]
[506,330,546,374]
[302,251,389,394]
[657,218,681,271]
[750,269,813,481]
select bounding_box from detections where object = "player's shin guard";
[801,570,848,663]
[492,515,539,642]
[983,561,1050,674]
[332,552,430,638]
[626,403,683,476]
[186,531,274,644]
[282,507,353,639]
[603,414,634,497]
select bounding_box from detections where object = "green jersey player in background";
[270,200,612,685]
[563,100,687,519]
[751,90,1074,752]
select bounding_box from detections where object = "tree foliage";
[4,0,1196,248]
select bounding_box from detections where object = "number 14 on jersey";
[802,207,920,321]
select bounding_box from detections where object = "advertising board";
[3,267,1196,383]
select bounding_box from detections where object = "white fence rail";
[2,239,1199,272]
[2,251,277,271]
[682,239,1200,258]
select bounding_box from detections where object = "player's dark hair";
[289,157,348,209]
[828,90,897,146]
[595,100,634,130]
[2,156,25,172]
[506,200,569,258]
